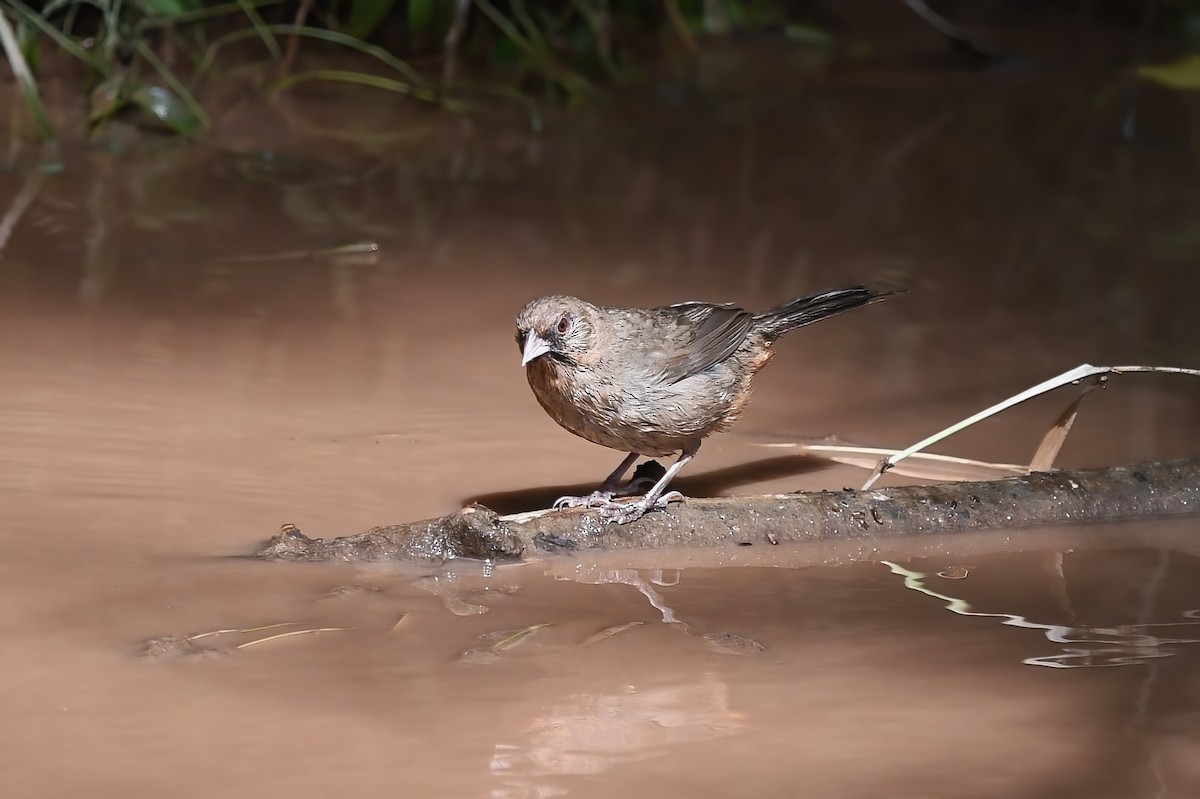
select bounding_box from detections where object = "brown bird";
[515,287,899,524]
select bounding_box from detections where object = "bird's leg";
[611,459,665,497]
[552,452,639,509]
[599,442,698,525]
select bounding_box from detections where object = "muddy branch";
[256,457,1200,563]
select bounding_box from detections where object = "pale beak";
[521,332,552,366]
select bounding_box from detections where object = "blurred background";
[1,2,1199,797]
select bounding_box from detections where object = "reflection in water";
[477,567,767,796]
[557,566,682,623]
[414,564,524,616]
[460,623,555,665]
[415,573,493,616]
[489,674,743,799]
[552,567,769,658]
[883,561,1200,668]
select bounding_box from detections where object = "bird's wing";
[656,302,754,384]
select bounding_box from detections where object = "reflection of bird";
[515,286,900,524]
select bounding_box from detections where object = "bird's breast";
[524,357,747,457]
[525,359,634,450]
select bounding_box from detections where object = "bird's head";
[515,296,597,368]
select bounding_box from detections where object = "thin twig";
[443,0,472,86]
[663,0,700,57]
[278,0,313,79]
[862,364,1200,490]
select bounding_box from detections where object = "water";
[1,18,1199,798]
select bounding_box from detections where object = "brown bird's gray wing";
[655,302,754,385]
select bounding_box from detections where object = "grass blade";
[6,0,105,72]
[862,363,1200,490]
[0,9,55,143]
[798,444,1026,482]
[201,24,431,90]
[273,68,443,105]
[473,0,591,100]
[234,0,282,58]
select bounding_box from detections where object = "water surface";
[1,19,1199,798]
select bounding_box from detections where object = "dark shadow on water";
[464,454,832,515]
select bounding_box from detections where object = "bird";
[515,286,900,524]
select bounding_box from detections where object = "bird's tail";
[753,286,901,341]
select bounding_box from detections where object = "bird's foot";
[599,491,684,525]
[553,463,663,509]
[614,460,666,497]
[612,474,658,498]
[552,490,614,510]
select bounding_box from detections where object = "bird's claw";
[552,491,614,510]
[599,491,684,525]
[554,474,657,510]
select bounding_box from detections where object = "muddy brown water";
[3,23,1200,799]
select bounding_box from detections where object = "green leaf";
[345,0,396,40]
[88,75,129,127]
[135,0,205,17]
[138,1,287,30]
[130,84,202,134]
[1138,55,1200,91]
[408,0,436,36]
[136,39,211,130]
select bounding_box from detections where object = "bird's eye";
[556,314,571,335]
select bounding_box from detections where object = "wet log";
[255,457,1200,563]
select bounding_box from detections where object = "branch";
[256,457,1200,563]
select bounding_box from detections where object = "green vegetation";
[0,0,828,145]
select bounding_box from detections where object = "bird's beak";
[521,332,552,366]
